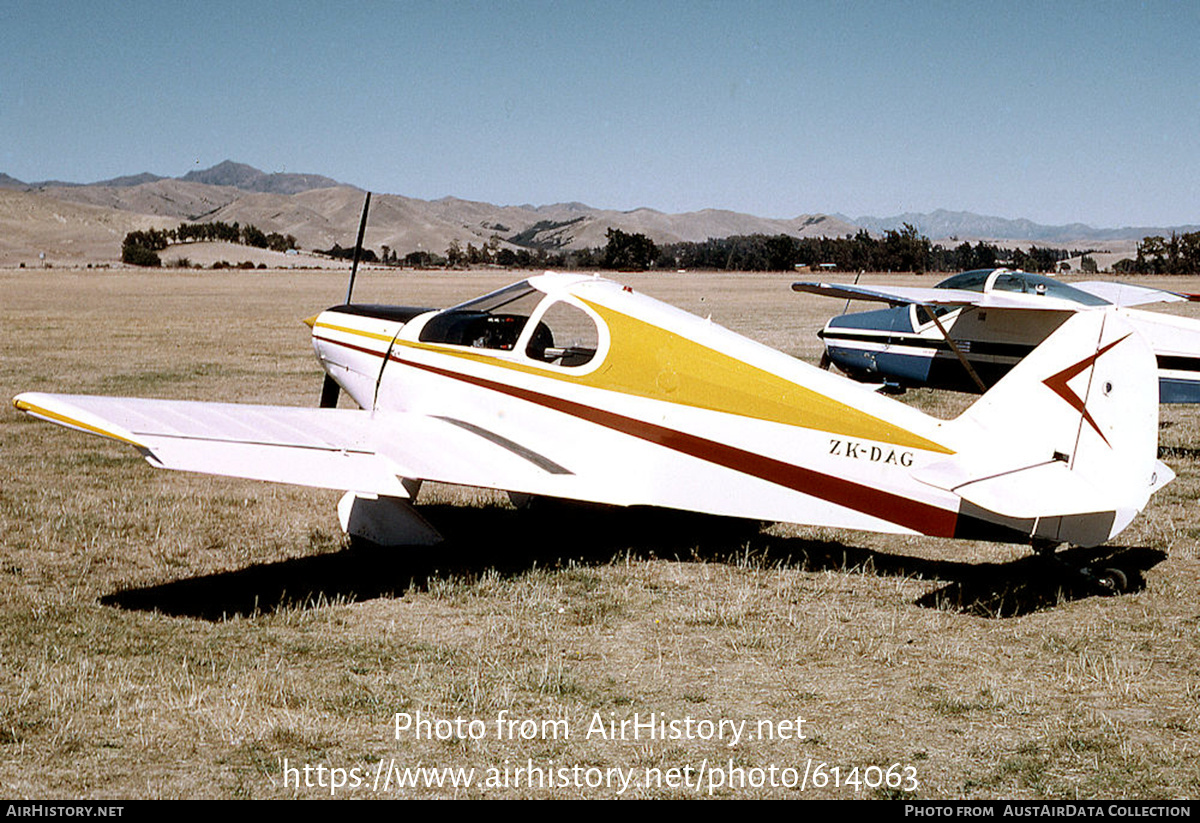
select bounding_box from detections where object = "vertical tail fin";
[916,309,1169,546]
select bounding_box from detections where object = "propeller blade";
[344,191,372,304]
[319,190,373,409]
[320,373,342,409]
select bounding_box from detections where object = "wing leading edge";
[791,281,1082,311]
[11,393,578,499]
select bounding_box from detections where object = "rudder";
[916,309,1167,546]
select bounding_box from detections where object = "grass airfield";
[2,267,1199,799]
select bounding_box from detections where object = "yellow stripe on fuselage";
[312,320,398,345]
[585,301,952,454]
[329,302,953,455]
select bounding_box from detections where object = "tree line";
[122,222,297,266]
[653,229,1089,274]
[423,226,1083,274]
[1116,231,1200,274]
[124,220,1200,275]
[365,226,981,273]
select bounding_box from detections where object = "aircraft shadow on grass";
[100,502,1168,621]
[1158,444,1200,462]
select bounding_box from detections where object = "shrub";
[122,244,162,267]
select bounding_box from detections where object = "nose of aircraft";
[305,304,437,410]
[306,309,350,407]
[307,307,381,409]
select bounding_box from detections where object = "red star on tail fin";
[1040,333,1131,448]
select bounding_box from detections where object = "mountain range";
[843,210,1200,245]
[1,160,1194,266]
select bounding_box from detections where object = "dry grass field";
[2,267,1199,799]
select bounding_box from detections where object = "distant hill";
[11,161,858,261]
[0,188,177,266]
[25,171,167,189]
[8,160,346,195]
[844,208,1200,245]
[40,179,244,221]
[2,159,1196,266]
[92,172,167,188]
[179,160,342,195]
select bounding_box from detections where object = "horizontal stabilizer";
[915,458,1173,519]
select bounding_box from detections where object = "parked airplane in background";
[14,271,1171,591]
[794,268,1200,402]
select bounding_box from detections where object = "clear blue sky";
[2,0,1197,227]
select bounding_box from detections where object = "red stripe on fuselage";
[390,351,958,537]
[314,332,958,535]
[313,333,390,360]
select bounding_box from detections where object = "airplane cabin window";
[914,304,955,326]
[418,282,544,350]
[991,273,1109,306]
[935,270,992,292]
[525,301,599,367]
[991,273,1033,294]
[935,269,1109,307]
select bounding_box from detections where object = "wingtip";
[10,393,147,449]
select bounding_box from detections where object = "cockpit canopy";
[936,269,1110,307]
[417,280,601,368]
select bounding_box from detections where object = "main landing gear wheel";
[1094,567,1128,595]
[1032,541,1131,596]
[1074,564,1130,595]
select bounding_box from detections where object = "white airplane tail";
[916,309,1170,547]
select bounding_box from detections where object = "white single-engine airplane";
[13,271,1172,591]
[794,268,1200,401]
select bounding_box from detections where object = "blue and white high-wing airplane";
[794,268,1200,402]
[12,272,1172,590]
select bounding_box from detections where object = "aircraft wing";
[791,281,976,306]
[791,281,1081,311]
[11,393,576,499]
[1071,281,1192,307]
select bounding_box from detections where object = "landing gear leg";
[1031,538,1059,557]
[1030,539,1129,595]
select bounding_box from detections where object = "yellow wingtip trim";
[13,398,146,449]
[303,314,319,329]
